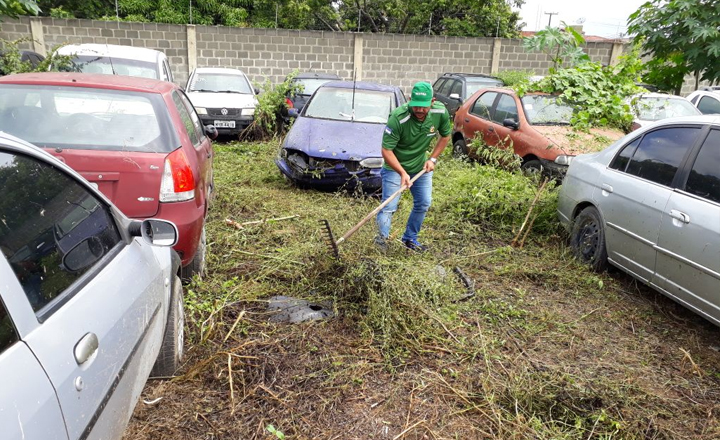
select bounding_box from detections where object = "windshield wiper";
[338,112,354,120]
[217,90,248,94]
[192,88,218,93]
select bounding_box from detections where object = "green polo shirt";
[382,102,452,174]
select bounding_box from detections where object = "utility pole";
[428,13,432,35]
[544,12,558,28]
[189,0,193,24]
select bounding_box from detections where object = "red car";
[0,73,215,280]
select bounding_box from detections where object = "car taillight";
[285,98,293,108]
[160,148,195,202]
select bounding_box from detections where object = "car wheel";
[180,226,206,282]
[452,138,468,159]
[151,275,185,377]
[521,159,544,175]
[570,206,608,272]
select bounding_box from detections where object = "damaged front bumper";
[275,149,382,190]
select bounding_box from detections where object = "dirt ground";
[123,142,720,440]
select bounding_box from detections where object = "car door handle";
[464,118,469,123]
[669,209,690,224]
[601,183,613,193]
[488,127,495,132]
[74,332,99,365]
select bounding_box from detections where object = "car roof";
[319,80,400,92]
[441,72,501,80]
[294,72,341,80]
[639,114,720,127]
[192,67,248,76]
[0,72,176,94]
[55,44,163,63]
[635,93,690,100]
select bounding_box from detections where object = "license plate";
[214,120,236,128]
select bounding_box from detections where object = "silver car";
[0,132,185,439]
[558,116,720,325]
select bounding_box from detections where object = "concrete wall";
[0,16,701,96]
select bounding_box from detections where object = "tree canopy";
[35,0,523,37]
[628,0,720,93]
[1,0,39,19]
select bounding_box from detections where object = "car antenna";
[105,44,117,75]
[350,68,357,121]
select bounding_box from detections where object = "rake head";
[319,219,340,259]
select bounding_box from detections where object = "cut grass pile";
[124,140,720,440]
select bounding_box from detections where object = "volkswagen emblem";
[221,108,228,115]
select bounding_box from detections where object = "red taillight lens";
[285,98,293,108]
[160,148,196,202]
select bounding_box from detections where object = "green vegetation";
[523,23,589,72]
[0,37,74,74]
[240,71,299,140]
[0,0,39,19]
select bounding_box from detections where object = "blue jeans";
[376,167,433,242]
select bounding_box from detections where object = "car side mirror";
[254,88,260,95]
[129,219,178,247]
[503,118,519,130]
[288,108,300,118]
[449,93,462,101]
[204,125,218,140]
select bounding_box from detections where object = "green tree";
[628,0,720,94]
[1,0,39,19]
[523,23,589,72]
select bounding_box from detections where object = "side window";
[0,151,121,312]
[690,95,699,105]
[625,127,700,186]
[179,91,205,143]
[172,91,201,146]
[470,92,497,120]
[610,137,641,172]
[0,298,18,354]
[492,94,519,124]
[685,129,720,203]
[163,60,173,83]
[697,96,720,114]
[432,79,445,94]
[438,79,454,96]
[449,80,462,97]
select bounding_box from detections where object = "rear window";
[59,55,158,79]
[465,78,504,96]
[0,84,178,153]
[293,78,336,96]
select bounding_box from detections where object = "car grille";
[207,108,241,116]
[284,150,362,174]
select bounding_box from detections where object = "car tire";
[570,206,608,272]
[151,275,185,377]
[452,138,468,159]
[180,226,206,282]
[521,159,544,175]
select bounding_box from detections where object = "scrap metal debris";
[267,296,334,323]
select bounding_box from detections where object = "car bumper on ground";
[539,158,569,178]
[200,114,253,135]
[275,156,382,191]
[137,199,205,267]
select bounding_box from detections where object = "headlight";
[242,108,255,116]
[554,155,574,166]
[359,157,384,168]
[195,107,207,115]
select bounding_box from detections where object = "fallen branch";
[512,178,549,248]
[680,347,704,377]
[225,215,299,230]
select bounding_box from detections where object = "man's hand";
[424,159,436,173]
[401,172,412,188]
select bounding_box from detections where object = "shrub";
[240,71,302,141]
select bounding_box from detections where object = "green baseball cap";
[408,82,433,107]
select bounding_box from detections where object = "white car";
[54,43,174,82]
[627,93,701,131]
[185,67,259,136]
[686,89,720,115]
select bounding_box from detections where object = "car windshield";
[466,78,504,97]
[293,78,336,96]
[0,84,177,152]
[189,73,253,94]
[59,55,158,79]
[633,97,700,121]
[304,87,396,123]
[521,95,574,125]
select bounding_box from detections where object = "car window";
[470,92,497,120]
[697,96,720,114]
[304,87,395,123]
[172,91,202,146]
[432,79,446,94]
[0,298,18,354]
[609,137,641,172]
[438,79,454,96]
[0,151,122,312]
[685,129,720,203]
[178,91,205,144]
[293,78,335,96]
[163,60,172,82]
[624,127,701,186]
[492,94,519,124]
[690,95,699,105]
[188,73,253,94]
[59,56,158,79]
[450,80,462,97]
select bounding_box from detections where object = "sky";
[517,0,649,38]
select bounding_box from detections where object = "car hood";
[283,117,384,160]
[185,92,257,109]
[531,125,625,155]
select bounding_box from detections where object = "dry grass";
[124,140,720,440]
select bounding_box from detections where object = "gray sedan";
[558,116,720,325]
[0,132,184,439]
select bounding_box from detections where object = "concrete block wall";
[0,19,33,50]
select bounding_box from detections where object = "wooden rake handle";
[336,169,427,246]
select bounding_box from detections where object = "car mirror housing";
[288,108,300,118]
[204,125,218,140]
[129,219,179,247]
[254,87,260,95]
[503,118,519,130]
[449,93,462,101]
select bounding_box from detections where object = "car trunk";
[47,148,165,218]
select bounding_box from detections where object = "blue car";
[276,81,406,191]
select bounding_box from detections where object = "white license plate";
[214,120,236,128]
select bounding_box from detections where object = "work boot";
[402,238,428,253]
[374,236,388,252]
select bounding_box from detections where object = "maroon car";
[0,73,215,280]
